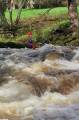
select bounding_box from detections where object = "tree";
[8,0,25,27]
[0,0,26,36]
[68,0,78,34]
[0,0,8,26]
[8,0,15,27]
[15,0,26,24]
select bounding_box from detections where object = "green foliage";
[58,20,70,29]
[0,6,79,46]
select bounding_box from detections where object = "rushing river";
[0,44,79,120]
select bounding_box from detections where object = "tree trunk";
[0,0,8,26]
[15,0,25,25]
[68,0,78,34]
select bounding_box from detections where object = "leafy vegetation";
[0,5,79,46]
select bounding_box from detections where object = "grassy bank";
[0,7,79,46]
[5,6,79,20]
[5,7,68,20]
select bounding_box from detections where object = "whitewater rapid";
[0,44,79,120]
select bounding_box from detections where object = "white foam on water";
[44,59,79,70]
[0,90,79,119]
[73,48,79,61]
[0,46,79,119]
[0,78,79,119]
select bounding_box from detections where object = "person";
[26,32,38,49]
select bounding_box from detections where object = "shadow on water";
[0,42,26,48]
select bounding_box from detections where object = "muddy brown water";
[0,44,79,120]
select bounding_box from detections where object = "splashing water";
[73,48,79,62]
[0,44,79,120]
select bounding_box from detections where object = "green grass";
[5,6,79,21]
[5,7,68,20]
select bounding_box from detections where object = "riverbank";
[0,7,79,47]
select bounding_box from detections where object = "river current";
[0,44,79,120]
